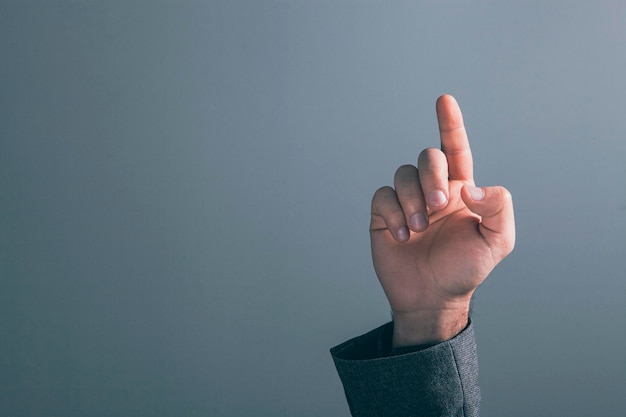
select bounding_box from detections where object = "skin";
[370,95,516,347]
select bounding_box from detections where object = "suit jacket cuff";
[330,320,480,417]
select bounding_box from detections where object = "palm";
[372,181,494,314]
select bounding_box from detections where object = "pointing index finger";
[436,94,473,181]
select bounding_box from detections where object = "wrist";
[392,307,470,348]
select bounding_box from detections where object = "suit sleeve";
[330,320,480,417]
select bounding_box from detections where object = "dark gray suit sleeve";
[330,320,480,417]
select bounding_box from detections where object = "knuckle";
[372,185,394,200]
[394,165,418,186]
[418,148,445,173]
[371,186,394,208]
[495,186,513,203]
[418,147,442,161]
[395,164,416,176]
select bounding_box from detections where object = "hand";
[370,95,515,347]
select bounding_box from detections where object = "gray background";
[1,1,625,416]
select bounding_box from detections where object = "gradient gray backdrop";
[2,1,626,416]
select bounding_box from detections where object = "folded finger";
[394,165,428,232]
[417,147,450,212]
[371,186,410,242]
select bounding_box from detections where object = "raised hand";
[370,95,515,347]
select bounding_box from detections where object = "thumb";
[461,184,516,259]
